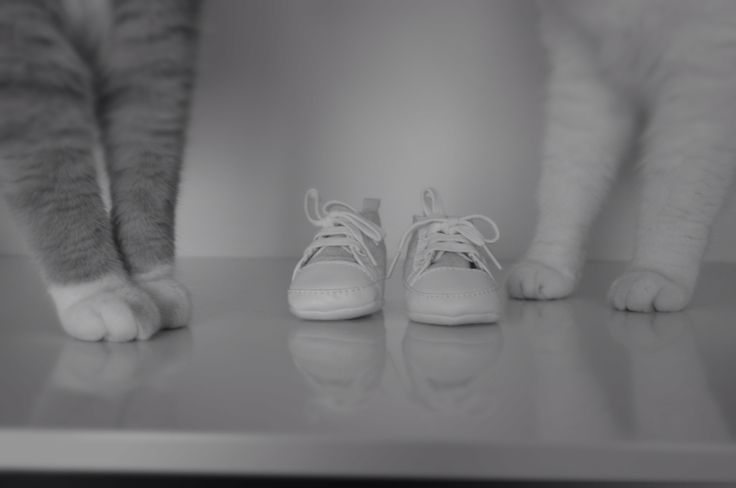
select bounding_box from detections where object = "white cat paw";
[136,276,191,329]
[507,260,577,300]
[54,282,162,342]
[608,269,691,312]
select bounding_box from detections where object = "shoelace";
[293,189,385,281]
[387,188,502,282]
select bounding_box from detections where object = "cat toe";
[608,269,691,312]
[60,285,161,342]
[506,260,577,300]
[136,277,191,329]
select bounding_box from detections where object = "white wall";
[1,0,735,262]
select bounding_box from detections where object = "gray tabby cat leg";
[102,0,201,328]
[0,1,160,341]
[609,87,736,312]
[507,47,635,300]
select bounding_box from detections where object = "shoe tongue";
[308,207,381,265]
[310,246,354,264]
[418,213,473,270]
[430,252,472,269]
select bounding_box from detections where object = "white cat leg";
[610,86,736,312]
[48,274,161,342]
[508,42,635,300]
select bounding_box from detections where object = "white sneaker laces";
[294,189,385,281]
[387,188,502,281]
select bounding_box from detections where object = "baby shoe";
[289,189,386,320]
[388,188,502,325]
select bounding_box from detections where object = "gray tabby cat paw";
[608,269,691,312]
[506,260,576,300]
[136,277,191,329]
[59,285,161,342]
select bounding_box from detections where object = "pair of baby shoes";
[288,188,502,325]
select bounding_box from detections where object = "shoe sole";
[290,299,383,320]
[408,311,499,326]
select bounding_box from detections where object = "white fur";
[133,265,192,329]
[49,275,161,342]
[508,0,736,311]
[48,274,125,311]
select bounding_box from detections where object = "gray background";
[1,0,735,262]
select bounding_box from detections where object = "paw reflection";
[510,299,577,352]
[510,300,620,441]
[609,311,730,442]
[607,308,686,350]
[31,329,192,427]
[288,319,386,413]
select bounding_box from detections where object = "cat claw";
[608,268,691,312]
[506,259,577,300]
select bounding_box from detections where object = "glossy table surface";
[1,257,735,480]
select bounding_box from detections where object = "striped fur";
[0,0,200,339]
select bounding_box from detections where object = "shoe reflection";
[510,300,620,442]
[608,311,731,442]
[401,322,503,416]
[288,317,386,414]
[31,329,192,427]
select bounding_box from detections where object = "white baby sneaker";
[388,188,503,326]
[289,189,386,320]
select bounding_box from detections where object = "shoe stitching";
[405,285,497,300]
[297,261,382,282]
[289,282,381,295]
